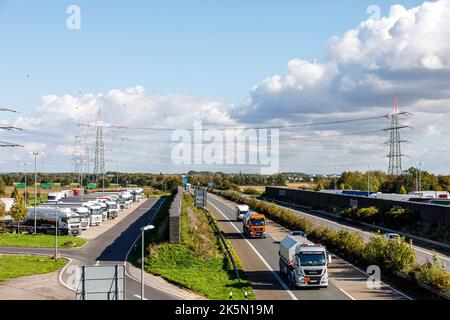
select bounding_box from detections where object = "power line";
[115,114,399,131]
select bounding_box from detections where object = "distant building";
[408,191,449,199]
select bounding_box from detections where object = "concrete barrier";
[266,187,450,227]
[169,187,182,244]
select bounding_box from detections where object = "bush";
[341,206,379,223]
[331,230,366,260]
[243,187,260,195]
[384,208,417,226]
[414,255,450,293]
[363,235,416,272]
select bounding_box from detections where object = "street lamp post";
[32,153,41,234]
[416,161,424,193]
[54,204,59,262]
[333,167,337,191]
[141,225,155,300]
[367,164,371,197]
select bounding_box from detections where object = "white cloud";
[234,0,450,174]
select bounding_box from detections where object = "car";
[291,230,307,238]
[384,233,401,241]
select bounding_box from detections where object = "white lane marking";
[208,200,298,301]
[123,200,191,301]
[272,199,450,266]
[133,295,148,300]
[338,288,355,300]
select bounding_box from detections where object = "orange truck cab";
[242,212,267,238]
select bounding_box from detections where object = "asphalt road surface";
[207,194,409,300]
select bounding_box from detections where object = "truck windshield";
[109,204,117,209]
[250,218,265,226]
[298,252,326,266]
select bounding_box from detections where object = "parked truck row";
[3,188,145,236]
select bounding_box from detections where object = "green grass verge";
[0,255,67,282]
[144,194,253,300]
[0,233,87,248]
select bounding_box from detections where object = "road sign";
[194,187,207,208]
[87,183,96,189]
[41,183,53,189]
[182,177,188,184]
[207,182,214,188]
[76,265,124,300]
[16,183,25,189]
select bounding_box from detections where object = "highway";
[207,193,410,300]
[260,197,450,273]
[0,198,180,300]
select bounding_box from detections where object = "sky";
[0,0,449,175]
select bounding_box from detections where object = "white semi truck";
[73,207,90,230]
[236,204,249,221]
[46,192,65,204]
[105,201,119,219]
[279,234,329,288]
[82,202,103,226]
[25,207,81,236]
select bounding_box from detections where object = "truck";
[97,201,108,221]
[105,201,119,219]
[242,211,267,238]
[24,207,81,236]
[131,188,144,202]
[73,207,90,230]
[279,234,329,288]
[236,204,249,221]
[82,202,103,226]
[47,192,64,204]
[118,192,133,209]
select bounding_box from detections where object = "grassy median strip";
[0,234,87,248]
[142,194,253,300]
[0,255,67,282]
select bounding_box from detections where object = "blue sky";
[0,0,423,108]
[1,0,448,174]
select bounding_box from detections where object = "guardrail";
[261,197,450,254]
[205,209,240,283]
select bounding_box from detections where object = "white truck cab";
[82,202,103,226]
[47,192,64,204]
[236,205,249,221]
[73,207,90,230]
[279,235,329,288]
[105,201,119,219]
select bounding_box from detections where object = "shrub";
[330,230,365,260]
[364,235,416,272]
[341,207,359,220]
[384,208,417,225]
[414,255,450,293]
[341,206,379,222]
[243,187,260,195]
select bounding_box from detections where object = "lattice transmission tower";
[78,107,123,182]
[384,95,410,175]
